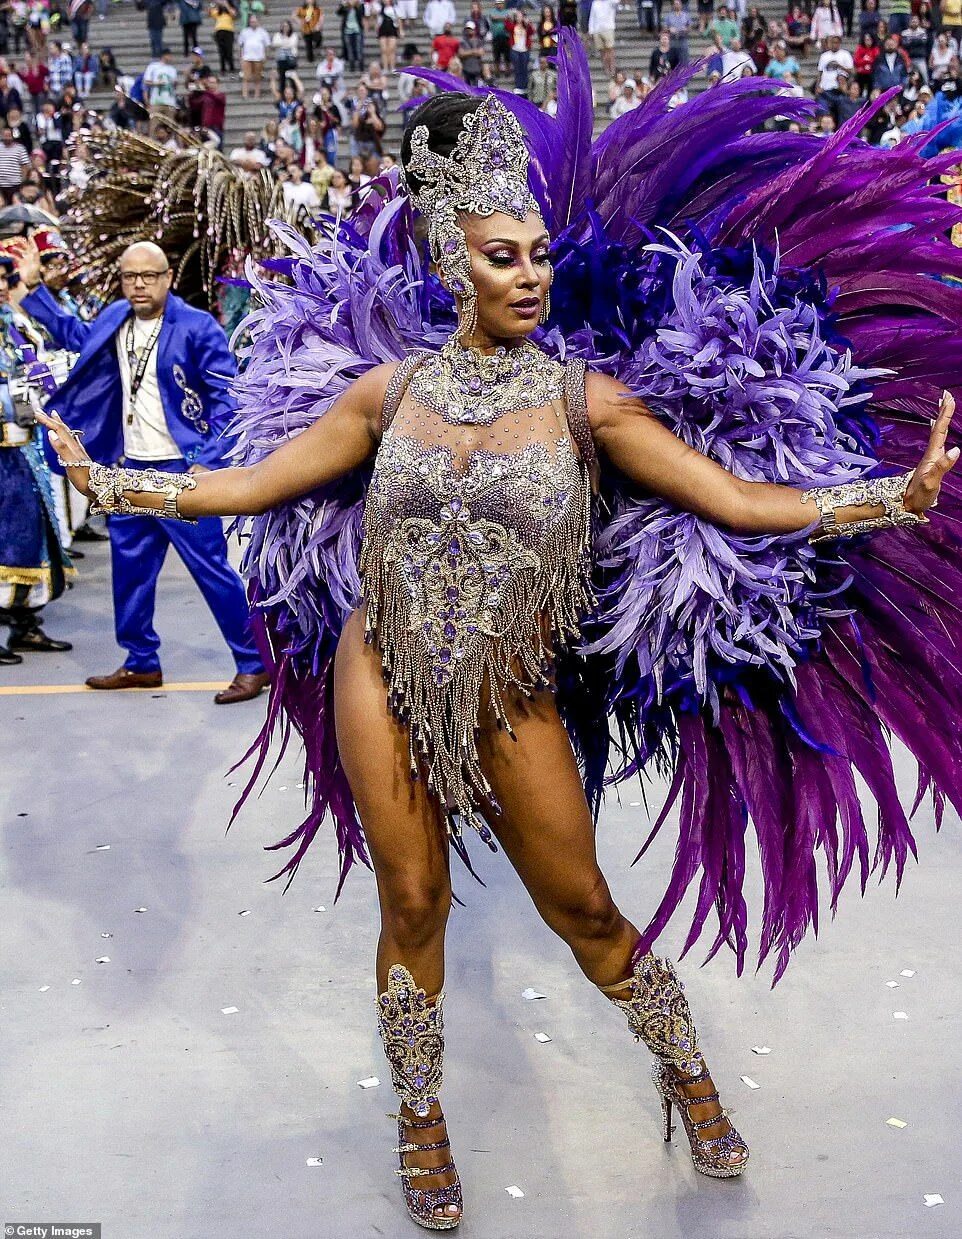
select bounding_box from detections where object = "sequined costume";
[359,349,594,845]
[232,37,962,983]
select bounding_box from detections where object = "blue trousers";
[107,457,262,675]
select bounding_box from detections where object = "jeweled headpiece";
[399,94,545,338]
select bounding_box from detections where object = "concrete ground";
[1,533,960,1239]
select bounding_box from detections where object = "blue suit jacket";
[22,285,238,472]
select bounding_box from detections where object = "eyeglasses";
[119,270,169,286]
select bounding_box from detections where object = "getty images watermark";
[5,1227,101,1237]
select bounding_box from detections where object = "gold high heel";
[600,948,750,1178]
[377,964,463,1230]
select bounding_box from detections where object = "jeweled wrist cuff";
[802,471,929,542]
[85,462,198,523]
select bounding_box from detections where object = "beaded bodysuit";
[359,345,596,847]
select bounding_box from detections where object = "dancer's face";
[453,209,552,344]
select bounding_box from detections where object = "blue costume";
[22,284,263,676]
[0,297,73,656]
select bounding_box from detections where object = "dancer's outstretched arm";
[586,372,957,534]
[37,363,395,518]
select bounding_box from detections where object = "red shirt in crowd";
[22,63,49,97]
[432,33,461,70]
[197,89,227,131]
[853,43,880,75]
[505,18,535,50]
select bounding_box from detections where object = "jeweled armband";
[78,461,198,523]
[801,471,928,542]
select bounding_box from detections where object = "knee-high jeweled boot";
[376,963,463,1229]
[599,947,750,1178]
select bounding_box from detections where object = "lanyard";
[125,315,163,420]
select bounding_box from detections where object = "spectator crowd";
[0,0,957,222]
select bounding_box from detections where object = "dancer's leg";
[476,688,747,1168]
[334,607,461,1223]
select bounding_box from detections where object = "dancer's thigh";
[333,607,450,889]
[475,689,610,911]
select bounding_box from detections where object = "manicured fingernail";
[949,446,960,461]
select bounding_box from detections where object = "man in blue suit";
[14,239,269,703]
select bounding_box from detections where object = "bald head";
[120,240,169,267]
[119,241,172,318]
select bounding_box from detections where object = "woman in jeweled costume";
[41,85,961,1231]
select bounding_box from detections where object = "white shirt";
[610,93,640,117]
[282,180,321,208]
[588,0,617,35]
[229,145,270,177]
[720,49,757,80]
[238,26,272,61]
[816,47,853,92]
[117,314,181,461]
[423,0,455,36]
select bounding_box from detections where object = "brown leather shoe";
[214,671,271,704]
[85,666,163,690]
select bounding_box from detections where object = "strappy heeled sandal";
[651,1061,750,1177]
[376,964,463,1230]
[600,946,750,1178]
[387,1108,463,1229]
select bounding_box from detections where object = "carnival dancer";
[13,238,269,703]
[40,86,962,1229]
[0,252,72,664]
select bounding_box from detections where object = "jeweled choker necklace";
[409,337,565,426]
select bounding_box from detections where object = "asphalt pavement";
[1,532,959,1239]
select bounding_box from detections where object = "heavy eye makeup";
[481,243,552,268]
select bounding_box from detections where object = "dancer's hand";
[34,409,92,497]
[904,390,959,514]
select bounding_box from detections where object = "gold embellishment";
[604,952,706,1079]
[86,462,198,523]
[802,471,928,541]
[376,964,444,1119]
[409,339,564,426]
[0,563,58,585]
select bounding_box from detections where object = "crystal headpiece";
[399,94,544,337]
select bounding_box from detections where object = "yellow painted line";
[0,682,233,696]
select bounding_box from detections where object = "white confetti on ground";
[505,1185,525,1198]
[893,1011,909,1020]
[534,1032,552,1044]
[900,969,916,978]
[357,1076,380,1089]
[134,907,147,913]
[71,979,81,985]
[95,844,110,851]
[95,957,110,964]
[306,1157,324,1167]
[886,1117,907,1129]
[101,932,112,938]
[886,981,900,988]
[238,910,251,916]
[38,986,50,992]
[740,1076,760,1090]
[313,906,327,913]
[521,988,546,1001]
[221,1006,239,1015]
[923,1194,944,1208]
[750,1046,771,1055]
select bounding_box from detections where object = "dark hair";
[399,92,483,198]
